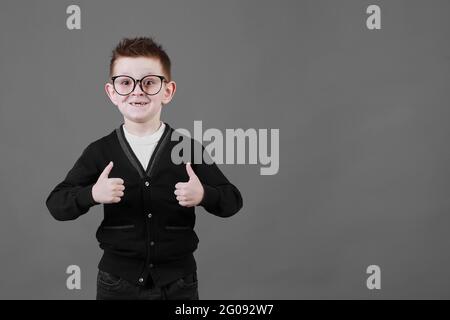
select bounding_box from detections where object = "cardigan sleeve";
[192,144,243,218]
[45,143,101,221]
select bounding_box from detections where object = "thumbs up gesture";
[174,163,205,207]
[92,161,125,204]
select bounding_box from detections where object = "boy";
[45,37,243,300]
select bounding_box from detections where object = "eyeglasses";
[111,74,167,96]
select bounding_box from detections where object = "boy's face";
[105,56,176,125]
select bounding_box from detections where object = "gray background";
[0,0,449,299]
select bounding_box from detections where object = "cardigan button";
[138,278,144,283]
[150,241,155,246]
[147,213,152,218]
[145,181,150,187]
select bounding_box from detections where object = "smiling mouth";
[129,102,149,106]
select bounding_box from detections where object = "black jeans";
[96,269,199,300]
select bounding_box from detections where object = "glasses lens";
[113,76,134,95]
[141,76,162,95]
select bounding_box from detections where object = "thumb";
[99,161,113,179]
[186,162,197,180]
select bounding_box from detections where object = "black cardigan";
[46,122,243,287]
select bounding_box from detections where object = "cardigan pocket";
[102,224,135,230]
[97,224,144,258]
[165,225,192,231]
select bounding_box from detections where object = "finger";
[109,178,125,185]
[175,182,188,189]
[114,191,124,197]
[115,185,125,191]
[178,200,189,207]
[180,200,196,207]
[99,161,113,179]
[174,189,185,196]
[184,201,195,207]
[186,162,197,180]
[176,195,186,201]
[112,197,121,203]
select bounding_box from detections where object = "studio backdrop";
[1,0,450,299]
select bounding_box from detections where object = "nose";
[132,80,145,95]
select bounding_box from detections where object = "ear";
[105,82,118,106]
[161,80,176,105]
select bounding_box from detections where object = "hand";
[174,163,204,207]
[92,161,125,204]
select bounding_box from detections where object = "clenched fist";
[174,163,204,207]
[92,161,125,204]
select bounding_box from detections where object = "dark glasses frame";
[111,74,167,96]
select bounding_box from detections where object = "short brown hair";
[109,36,172,81]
